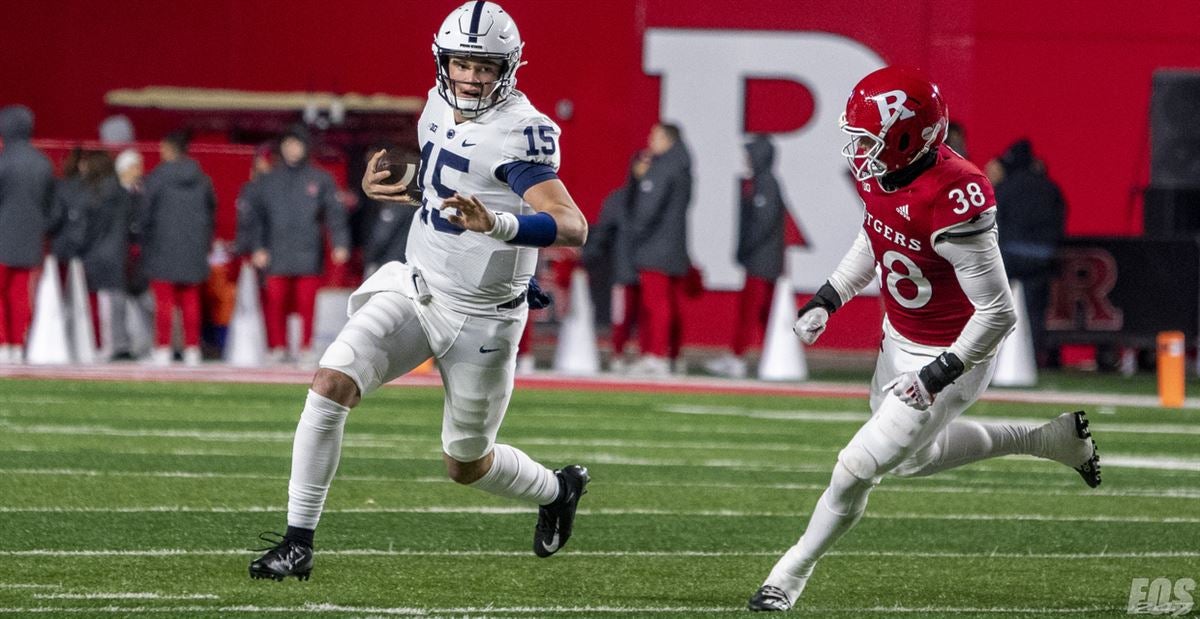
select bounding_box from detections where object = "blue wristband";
[510,212,558,247]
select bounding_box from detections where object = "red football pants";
[264,275,320,350]
[637,270,684,359]
[0,265,32,346]
[731,275,775,355]
[151,281,202,347]
[610,283,640,355]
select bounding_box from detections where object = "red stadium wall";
[3,0,1199,351]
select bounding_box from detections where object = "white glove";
[793,307,829,345]
[885,372,934,410]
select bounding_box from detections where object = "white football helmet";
[432,1,523,118]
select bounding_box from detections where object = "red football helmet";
[840,66,948,182]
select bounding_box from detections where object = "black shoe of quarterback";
[1071,411,1102,488]
[533,465,590,558]
[748,585,793,612]
[248,532,313,581]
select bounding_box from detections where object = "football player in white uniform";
[250,1,590,581]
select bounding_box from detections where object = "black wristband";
[797,282,842,318]
[918,352,965,395]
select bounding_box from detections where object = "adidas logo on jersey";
[896,204,911,221]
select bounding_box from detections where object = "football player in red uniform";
[747,66,1101,612]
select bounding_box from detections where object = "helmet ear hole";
[898,133,910,152]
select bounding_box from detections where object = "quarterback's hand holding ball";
[362,149,415,203]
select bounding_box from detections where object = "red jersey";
[856,145,996,346]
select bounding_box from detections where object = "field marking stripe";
[0,549,1195,559]
[0,505,1193,523]
[32,593,217,600]
[0,604,1126,615]
[2,468,1196,498]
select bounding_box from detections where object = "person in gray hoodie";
[629,122,693,376]
[142,131,216,366]
[0,105,55,363]
[248,124,350,363]
[706,134,788,379]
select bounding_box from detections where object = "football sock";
[469,444,560,505]
[765,464,871,600]
[284,525,314,547]
[895,418,1038,476]
[286,390,350,530]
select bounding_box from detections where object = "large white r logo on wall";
[645,29,883,292]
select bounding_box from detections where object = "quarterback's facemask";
[433,1,523,119]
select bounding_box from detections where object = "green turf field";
[0,377,1197,618]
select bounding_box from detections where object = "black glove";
[527,277,553,310]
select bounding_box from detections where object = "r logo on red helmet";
[873,90,915,127]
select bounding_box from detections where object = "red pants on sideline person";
[151,281,202,347]
[731,275,775,356]
[637,270,684,360]
[264,275,320,351]
[0,265,32,346]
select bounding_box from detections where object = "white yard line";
[0,505,1194,523]
[32,593,217,600]
[0,603,1127,615]
[1,548,1196,559]
[2,467,1197,498]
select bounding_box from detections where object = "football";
[372,150,418,187]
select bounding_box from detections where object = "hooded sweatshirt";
[736,135,786,281]
[142,156,216,284]
[631,140,693,276]
[0,105,56,267]
[994,139,1065,260]
[250,135,349,276]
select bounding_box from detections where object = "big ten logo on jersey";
[1127,577,1195,616]
[948,181,988,215]
[863,211,921,252]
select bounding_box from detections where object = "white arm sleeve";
[827,229,876,305]
[933,209,1017,368]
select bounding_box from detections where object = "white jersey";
[406,87,562,315]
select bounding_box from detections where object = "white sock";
[286,390,351,529]
[765,465,871,601]
[901,419,1039,476]
[470,443,560,505]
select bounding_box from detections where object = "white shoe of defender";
[150,347,173,366]
[1034,411,1102,488]
[183,346,202,367]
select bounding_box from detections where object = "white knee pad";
[837,443,881,482]
[842,397,936,479]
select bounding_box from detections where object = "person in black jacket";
[249,125,350,364]
[75,150,134,356]
[0,105,55,364]
[993,139,1066,367]
[142,131,216,366]
[583,152,649,372]
[629,123,693,376]
[706,135,788,379]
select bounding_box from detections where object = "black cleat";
[748,585,793,611]
[533,465,589,558]
[1071,411,1102,488]
[248,532,313,581]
